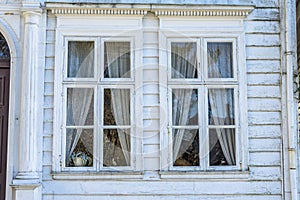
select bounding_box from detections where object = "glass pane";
[171,42,197,79]
[104,89,130,126]
[209,128,236,166]
[207,42,233,78]
[67,88,94,126]
[208,88,234,125]
[172,89,198,126]
[104,42,130,78]
[0,33,10,59]
[173,129,199,166]
[65,128,93,167]
[68,41,94,78]
[103,129,130,166]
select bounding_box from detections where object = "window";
[55,36,142,172]
[161,37,246,171]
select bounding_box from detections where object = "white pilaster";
[11,10,42,200]
[15,11,41,180]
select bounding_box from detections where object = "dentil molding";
[46,3,254,17]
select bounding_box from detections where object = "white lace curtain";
[66,42,94,166]
[171,42,197,78]
[105,42,131,165]
[207,43,236,165]
[171,43,197,162]
[172,42,236,165]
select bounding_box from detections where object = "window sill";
[159,171,250,180]
[52,171,143,180]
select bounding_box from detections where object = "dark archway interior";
[0,31,10,200]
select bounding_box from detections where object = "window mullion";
[200,85,208,170]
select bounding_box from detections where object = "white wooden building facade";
[0,0,299,199]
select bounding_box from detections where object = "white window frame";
[53,28,143,174]
[63,37,98,82]
[160,32,248,173]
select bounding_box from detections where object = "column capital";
[22,10,42,24]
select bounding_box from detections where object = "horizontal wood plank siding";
[43,13,56,184]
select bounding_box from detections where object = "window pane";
[171,42,197,79]
[104,42,130,78]
[209,128,236,166]
[207,42,233,78]
[104,89,130,126]
[65,128,93,167]
[173,129,199,166]
[172,89,198,126]
[103,129,130,166]
[208,88,234,125]
[0,33,10,59]
[68,41,94,78]
[67,88,94,126]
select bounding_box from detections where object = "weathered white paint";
[11,9,43,200]
[0,0,297,199]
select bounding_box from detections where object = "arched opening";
[0,32,10,200]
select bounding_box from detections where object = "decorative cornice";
[46,3,254,17]
[154,9,252,17]
[50,8,148,15]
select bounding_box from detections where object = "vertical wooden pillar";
[12,10,42,200]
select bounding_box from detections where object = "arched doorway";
[0,32,10,200]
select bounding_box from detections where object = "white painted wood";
[248,98,281,111]
[15,10,41,181]
[245,21,280,33]
[247,86,281,98]
[249,138,281,151]
[57,16,142,29]
[246,47,281,60]
[160,18,243,30]
[248,112,281,125]
[143,131,159,145]
[42,180,282,195]
[247,60,280,73]
[252,0,279,7]
[247,8,279,20]
[249,152,281,166]
[42,195,282,200]
[248,125,281,138]
[246,34,280,46]
[52,16,144,173]
[17,1,293,199]
[250,166,281,180]
[247,74,280,85]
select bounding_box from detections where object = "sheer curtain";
[66,42,94,166]
[171,43,197,163]
[207,43,236,165]
[105,42,131,165]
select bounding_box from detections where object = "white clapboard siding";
[246,8,279,21]
[247,60,280,73]
[248,125,281,138]
[248,112,281,125]
[250,166,281,180]
[143,13,160,171]
[245,21,280,33]
[251,0,279,8]
[43,14,56,183]
[248,86,281,98]
[247,74,280,85]
[246,34,280,46]
[246,47,281,60]
[248,98,281,111]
